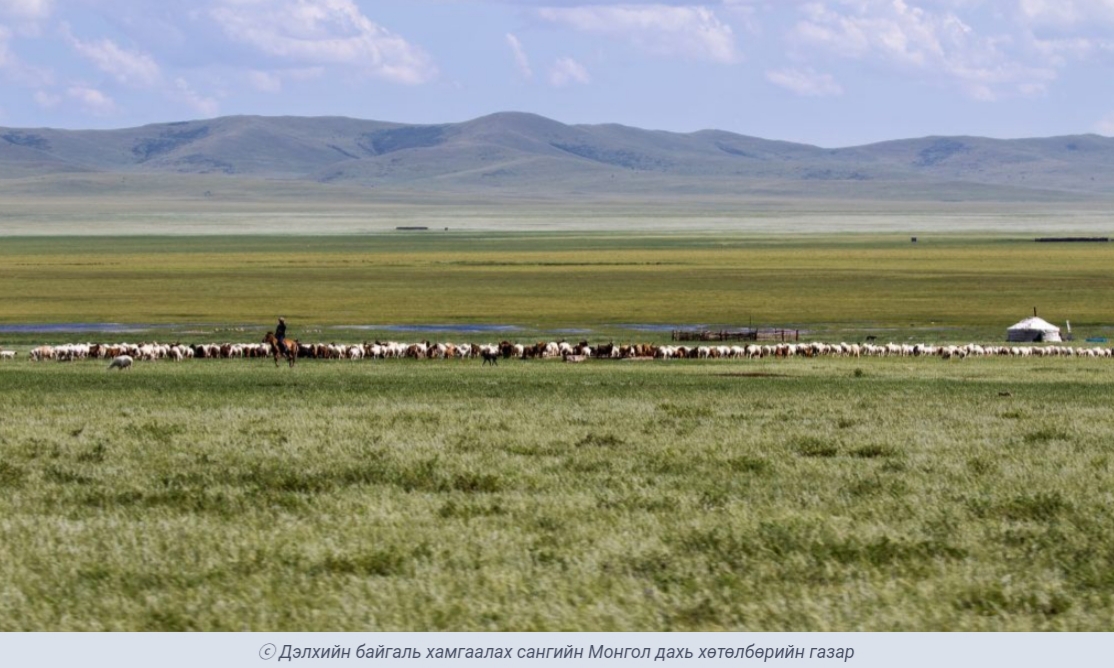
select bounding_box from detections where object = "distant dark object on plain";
[1034,237,1108,242]
[911,237,917,243]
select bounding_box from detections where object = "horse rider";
[275,317,288,358]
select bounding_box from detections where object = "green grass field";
[1,234,1113,343]
[2,232,1113,631]
[1,356,1112,630]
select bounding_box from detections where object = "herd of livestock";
[3,339,1113,365]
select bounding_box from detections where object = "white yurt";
[1007,316,1062,343]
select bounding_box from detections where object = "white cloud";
[33,89,59,108]
[171,77,219,116]
[67,85,118,115]
[0,0,52,34]
[209,0,437,85]
[64,25,161,87]
[1031,35,1099,59]
[720,0,762,35]
[0,24,53,86]
[766,66,843,96]
[245,66,329,92]
[0,0,50,36]
[248,69,282,92]
[790,0,1056,99]
[291,66,324,78]
[0,0,52,20]
[1096,112,1114,135]
[1019,0,1114,28]
[549,56,590,86]
[1015,0,1114,63]
[506,32,533,79]
[537,4,740,63]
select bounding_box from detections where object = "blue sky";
[1,0,1113,146]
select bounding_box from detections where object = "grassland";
[2,231,1113,631]
[1,234,1114,343]
[3,176,1114,236]
[1,356,1112,631]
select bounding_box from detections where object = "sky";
[1,0,1113,146]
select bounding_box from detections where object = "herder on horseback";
[263,317,296,367]
[275,317,287,354]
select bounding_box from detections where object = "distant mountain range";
[2,112,1112,199]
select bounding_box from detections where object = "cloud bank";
[537,4,740,63]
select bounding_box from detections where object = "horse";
[263,331,297,368]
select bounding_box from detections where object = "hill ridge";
[2,113,1112,197]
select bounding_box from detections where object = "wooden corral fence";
[672,328,800,342]
[1034,237,1109,243]
[672,329,756,342]
[757,329,801,342]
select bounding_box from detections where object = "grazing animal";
[0,350,15,360]
[262,332,297,368]
[107,355,133,371]
[481,348,499,366]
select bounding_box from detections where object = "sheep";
[29,345,55,361]
[10,335,1113,371]
[107,355,133,371]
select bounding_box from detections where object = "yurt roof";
[1007,317,1060,332]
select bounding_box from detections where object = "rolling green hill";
[2,112,1112,200]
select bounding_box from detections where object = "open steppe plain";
[2,223,1114,340]
[3,356,1114,631]
[2,222,1114,631]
